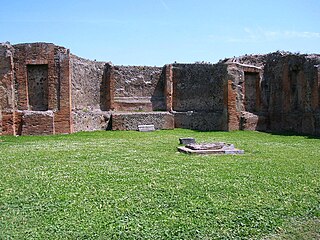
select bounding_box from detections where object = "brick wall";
[227,53,320,135]
[21,111,55,135]
[0,43,15,135]
[264,54,320,135]
[1,41,320,136]
[11,43,72,135]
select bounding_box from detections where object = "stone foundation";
[111,112,174,131]
[72,110,110,132]
[174,111,227,131]
[21,111,55,135]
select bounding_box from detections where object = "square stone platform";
[177,142,244,155]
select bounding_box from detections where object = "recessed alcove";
[244,72,260,112]
[27,64,49,111]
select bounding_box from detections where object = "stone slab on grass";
[138,124,155,132]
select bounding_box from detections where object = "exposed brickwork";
[227,79,240,131]
[1,111,15,135]
[226,53,320,135]
[1,42,320,136]
[21,111,55,135]
[54,46,73,134]
[164,64,173,111]
[103,63,114,111]
[0,43,73,135]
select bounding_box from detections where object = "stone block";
[179,137,196,145]
[21,111,55,135]
[111,112,174,131]
[138,124,155,132]
[240,111,267,131]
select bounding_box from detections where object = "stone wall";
[172,63,226,112]
[27,64,49,111]
[72,110,110,132]
[171,63,228,131]
[263,53,320,135]
[70,55,106,110]
[1,41,320,136]
[226,62,265,131]
[111,112,174,130]
[111,65,166,111]
[70,55,110,132]
[226,52,320,135]
[0,43,14,111]
[0,43,15,135]
[174,111,227,131]
[20,110,55,135]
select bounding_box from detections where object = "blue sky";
[1,0,319,66]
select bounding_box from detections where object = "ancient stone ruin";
[1,42,320,136]
[178,142,244,155]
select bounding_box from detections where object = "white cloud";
[283,31,320,38]
[223,28,320,43]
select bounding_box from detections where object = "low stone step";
[138,124,155,132]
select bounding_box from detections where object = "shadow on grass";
[264,218,320,240]
[265,130,320,140]
[187,128,320,140]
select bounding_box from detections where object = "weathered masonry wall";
[0,43,15,135]
[226,53,320,135]
[109,65,166,112]
[71,55,106,110]
[27,64,49,111]
[104,64,170,130]
[0,42,72,135]
[171,63,228,131]
[226,62,266,131]
[1,42,320,136]
[111,112,174,130]
[264,54,320,135]
[70,55,110,132]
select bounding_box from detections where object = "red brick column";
[105,63,115,110]
[54,48,73,134]
[165,64,173,112]
[227,80,240,130]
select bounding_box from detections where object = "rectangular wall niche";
[289,70,299,111]
[244,72,260,112]
[27,64,49,111]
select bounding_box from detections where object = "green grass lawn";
[0,129,319,239]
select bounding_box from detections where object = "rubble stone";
[0,42,319,136]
